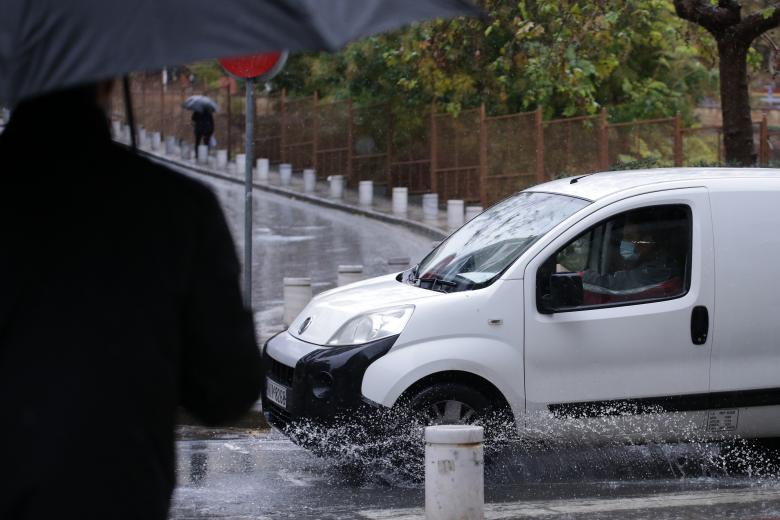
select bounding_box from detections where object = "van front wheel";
[407,383,491,426]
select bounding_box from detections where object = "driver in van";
[582,219,683,302]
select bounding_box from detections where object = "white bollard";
[337,265,364,287]
[236,153,247,173]
[256,158,270,182]
[138,128,147,148]
[387,256,411,271]
[152,132,162,152]
[422,193,439,220]
[197,144,209,165]
[216,149,228,170]
[359,180,374,207]
[329,175,344,199]
[425,425,484,520]
[123,125,132,144]
[111,120,121,139]
[165,136,177,156]
[279,163,293,187]
[227,162,238,175]
[283,277,312,326]
[392,187,408,216]
[465,205,483,223]
[303,168,317,193]
[447,199,465,230]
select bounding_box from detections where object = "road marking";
[358,487,780,519]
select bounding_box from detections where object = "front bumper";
[261,332,398,436]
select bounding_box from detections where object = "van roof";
[526,167,780,201]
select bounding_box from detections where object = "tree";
[674,1,780,165]
[275,1,716,123]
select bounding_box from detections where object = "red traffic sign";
[219,51,288,80]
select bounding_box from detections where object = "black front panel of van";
[261,334,398,432]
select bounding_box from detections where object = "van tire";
[404,382,515,452]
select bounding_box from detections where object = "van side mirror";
[548,272,584,312]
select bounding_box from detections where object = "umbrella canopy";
[183,95,219,113]
[0,0,480,105]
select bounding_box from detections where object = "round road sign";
[219,51,288,81]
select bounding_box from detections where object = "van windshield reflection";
[410,192,589,293]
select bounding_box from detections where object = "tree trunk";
[717,37,755,165]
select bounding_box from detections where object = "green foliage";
[274,0,717,123]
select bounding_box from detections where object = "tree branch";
[737,3,780,44]
[673,0,741,36]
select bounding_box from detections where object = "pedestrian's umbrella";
[0,0,480,105]
[183,95,219,113]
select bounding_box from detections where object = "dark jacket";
[0,92,262,519]
[192,109,214,134]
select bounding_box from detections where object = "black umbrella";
[0,0,480,105]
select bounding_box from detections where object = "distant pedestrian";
[192,108,215,148]
[0,82,262,520]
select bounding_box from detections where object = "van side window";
[538,205,691,311]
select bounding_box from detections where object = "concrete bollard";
[392,187,408,216]
[388,256,411,271]
[138,128,147,148]
[422,193,439,220]
[337,265,364,287]
[329,175,344,199]
[227,162,238,175]
[447,200,465,230]
[122,125,132,144]
[425,425,484,520]
[256,158,270,182]
[283,277,312,326]
[236,153,247,174]
[151,132,162,152]
[359,180,373,206]
[207,155,217,168]
[197,144,209,165]
[303,168,317,193]
[111,120,121,139]
[465,206,483,223]
[165,136,177,156]
[279,163,293,187]
[216,149,228,170]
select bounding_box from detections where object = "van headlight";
[327,306,415,346]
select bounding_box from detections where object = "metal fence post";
[313,92,319,171]
[535,107,545,182]
[674,112,684,167]
[226,84,232,158]
[347,98,354,186]
[479,102,488,206]
[280,89,287,164]
[760,114,769,167]
[599,108,609,170]
[431,101,438,193]
[387,110,394,190]
[160,76,165,136]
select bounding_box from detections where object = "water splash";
[275,406,780,486]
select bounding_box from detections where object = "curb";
[135,147,448,241]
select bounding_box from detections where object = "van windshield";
[411,192,589,292]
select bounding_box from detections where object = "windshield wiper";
[419,276,458,293]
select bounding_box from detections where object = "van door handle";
[691,306,709,345]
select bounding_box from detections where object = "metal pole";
[244,78,255,309]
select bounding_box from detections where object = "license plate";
[266,378,288,409]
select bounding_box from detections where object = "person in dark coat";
[0,82,263,519]
[192,108,215,148]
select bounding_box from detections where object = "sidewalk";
[127,138,453,242]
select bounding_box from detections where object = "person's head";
[620,221,657,261]
[12,79,115,115]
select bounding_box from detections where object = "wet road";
[172,427,780,520]
[174,168,434,339]
[170,169,780,519]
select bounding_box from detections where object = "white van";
[262,168,780,446]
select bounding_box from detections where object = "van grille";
[268,357,295,387]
